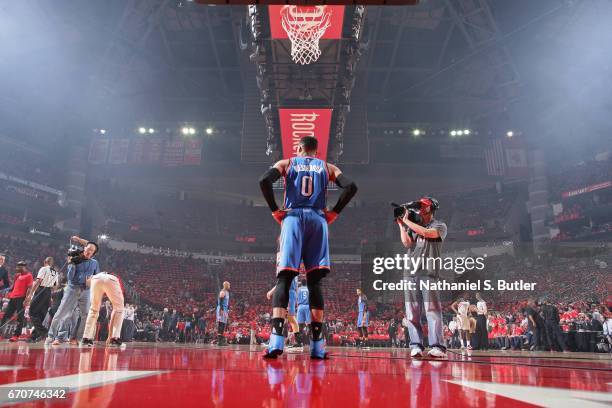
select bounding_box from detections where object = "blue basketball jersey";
[218,290,229,311]
[297,286,309,306]
[358,295,368,313]
[283,157,328,210]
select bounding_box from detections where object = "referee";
[24,257,59,342]
[474,292,488,350]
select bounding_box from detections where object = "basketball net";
[281,6,332,65]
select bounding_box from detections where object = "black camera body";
[391,201,423,225]
[67,244,85,264]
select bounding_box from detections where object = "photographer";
[396,197,448,359]
[45,236,99,346]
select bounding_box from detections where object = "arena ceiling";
[1,0,610,151]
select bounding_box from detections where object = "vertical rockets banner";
[279,108,332,161]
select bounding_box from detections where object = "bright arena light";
[148,128,155,134]
[138,127,146,134]
[507,131,514,137]
[206,127,213,135]
[450,130,457,137]
[182,127,189,135]
[412,129,421,136]
[463,129,470,135]
[189,127,196,135]
[99,234,109,241]
[457,130,464,136]
[100,129,106,135]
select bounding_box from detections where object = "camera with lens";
[67,243,85,264]
[391,201,423,225]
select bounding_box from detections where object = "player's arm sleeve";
[331,173,358,214]
[259,167,282,212]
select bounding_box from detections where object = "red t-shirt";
[9,272,33,298]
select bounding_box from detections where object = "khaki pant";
[83,273,125,340]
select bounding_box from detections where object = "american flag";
[485,140,505,176]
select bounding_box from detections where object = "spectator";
[542,300,568,352]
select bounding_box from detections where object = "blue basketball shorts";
[276,208,330,275]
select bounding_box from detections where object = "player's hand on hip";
[324,209,338,225]
[272,209,287,225]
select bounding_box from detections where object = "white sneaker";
[410,347,424,358]
[44,337,53,345]
[427,347,447,359]
[286,345,304,353]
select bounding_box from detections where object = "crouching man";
[81,272,125,347]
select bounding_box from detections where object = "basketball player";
[296,279,310,345]
[266,276,302,349]
[259,136,358,359]
[216,281,230,346]
[356,288,370,349]
[451,295,471,349]
[81,271,125,347]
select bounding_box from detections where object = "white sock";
[460,339,465,347]
[467,340,471,347]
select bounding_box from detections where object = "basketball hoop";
[281,6,332,65]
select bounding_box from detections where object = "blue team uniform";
[296,285,310,324]
[277,157,330,274]
[216,290,229,323]
[287,276,298,315]
[357,295,369,327]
